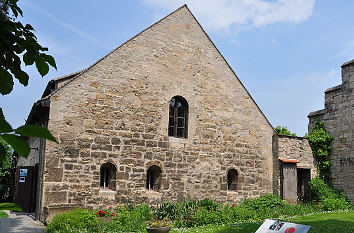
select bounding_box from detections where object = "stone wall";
[308,60,354,202]
[277,135,316,175]
[275,135,316,203]
[41,6,275,221]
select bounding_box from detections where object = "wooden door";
[14,165,38,213]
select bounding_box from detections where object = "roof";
[308,109,325,118]
[279,158,300,163]
[341,59,354,67]
[277,134,308,140]
[325,84,342,93]
[41,69,86,99]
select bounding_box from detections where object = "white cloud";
[142,0,316,31]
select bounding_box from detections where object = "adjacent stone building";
[14,5,315,222]
[308,60,354,202]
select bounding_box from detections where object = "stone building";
[308,60,354,202]
[14,5,315,222]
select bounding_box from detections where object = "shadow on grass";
[290,219,354,233]
[212,218,354,233]
[212,222,261,233]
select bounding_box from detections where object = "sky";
[1,0,354,136]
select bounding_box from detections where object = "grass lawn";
[171,211,354,233]
[0,210,9,218]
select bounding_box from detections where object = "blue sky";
[1,0,354,136]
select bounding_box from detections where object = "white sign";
[255,219,310,233]
[20,169,28,177]
[19,177,26,183]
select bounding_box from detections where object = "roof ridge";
[52,69,87,81]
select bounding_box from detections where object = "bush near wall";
[308,178,350,211]
[46,193,351,233]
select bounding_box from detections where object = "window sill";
[169,136,190,149]
[146,189,162,196]
[99,189,116,194]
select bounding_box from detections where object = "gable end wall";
[40,6,275,221]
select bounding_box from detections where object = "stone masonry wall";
[41,6,275,221]
[275,135,316,198]
[308,60,354,202]
[277,135,316,174]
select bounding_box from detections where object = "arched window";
[227,169,238,191]
[100,162,117,190]
[146,165,162,191]
[168,96,188,138]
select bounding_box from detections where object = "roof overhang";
[279,158,300,163]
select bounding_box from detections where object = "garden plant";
[45,190,352,233]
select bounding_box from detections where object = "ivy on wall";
[307,119,333,184]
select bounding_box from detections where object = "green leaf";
[0,143,6,163]
[23,51,36,65]
[10,5,18,18]
[11,69,29,86]
[35,56,49,77]
[24,24,34,30]
[15,125,57,143]
[0,109,13,133]
[44,54,57,70]
[0,203,22,212]
[0,69,14,95]
[0,134,30,157]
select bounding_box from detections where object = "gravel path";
[0,211,45,233]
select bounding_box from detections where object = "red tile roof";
[279,158,300,163]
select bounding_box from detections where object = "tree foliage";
[0,0,57,95]
[0,0,57,161]
[274,126,296,136]
[0,137,15,202]
[307,119,333,184]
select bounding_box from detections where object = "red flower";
[112,212,116,216]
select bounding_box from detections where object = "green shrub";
[190,208,224,226]
[308,178,347,201]
[322,198,349,211]
[308,178,350,211]
[198,199,220,211]
[224,205,259,222]
[308,178,337,201]
[100,203,152,232]
[242,194,285,210]
[46,208,98,233]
